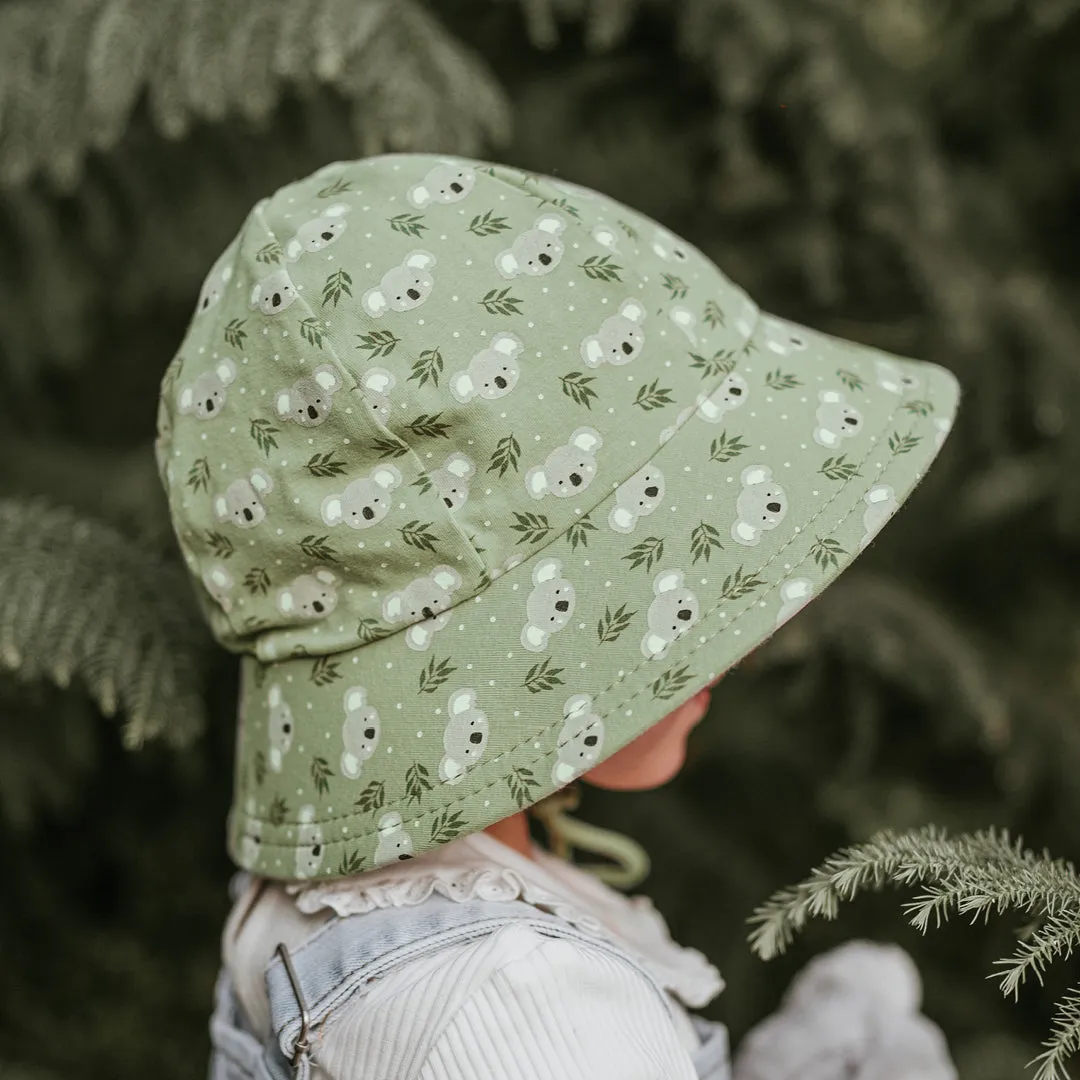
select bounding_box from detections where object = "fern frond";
[0,498,210,749]
[0,0,510,191]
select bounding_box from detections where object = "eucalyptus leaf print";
[158,152,959,880]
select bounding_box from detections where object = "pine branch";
[0,498,211,749]
[748,825,1080,1080]
[0,0,510,190]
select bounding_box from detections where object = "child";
[155,154,961,1079]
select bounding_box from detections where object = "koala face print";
[449,332,523,403]
[732,465,789,547]
[697,373,749,423]
[521,558,575,652]
[267,683,294,771]
[362,250,437,317]
[250,269,298,316]
[214,469,274,528]
[407,162,476,208]
[552,694,605,786]
[762,315,810,355]
[284,203,350,260]
[295,804,324,879]
[495,214,566,279]
[875,358,920,395]
[374,811,414,865]
[641,569,700,660]
[439,688,489,784]
[580,299,647,368]
[525,427,603,501]
[776,577,814,630]
[669,306,698,346]
[431,452,475,512]
[177,358,237,420]
[341,685,381,779]
[276,567,340,621]
[360,367,396,424]
[201,563,235,612]
[814,389,863,449]
[195,256,233,316]
[859,484,898,552]
[321,464,402,529]
[276,364,343,427]
[608,465,665,534]
[592,223,620,252]
[651,226,690,263]
[382,565,462,651]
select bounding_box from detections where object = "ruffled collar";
[287,831,723,1009]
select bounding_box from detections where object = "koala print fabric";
[155,153,960,881]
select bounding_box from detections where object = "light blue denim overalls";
[208,876,731,1080]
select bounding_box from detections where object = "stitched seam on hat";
[250,368,943,845]
[250,202,488,588]
[245,167,755,659]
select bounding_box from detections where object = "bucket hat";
[156,153,959,882]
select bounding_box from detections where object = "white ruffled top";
[286,829,724,1010]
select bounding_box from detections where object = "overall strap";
[263,892,674,1077]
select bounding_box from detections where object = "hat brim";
[232,315,959,881]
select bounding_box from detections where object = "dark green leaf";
[223,318,248,350]
[388,213,427,237]
[299,535,340,563]
[623,536,665,572]
[250,418,279,456]
[488,434,521,476]
[479,288,523,316]
[419,656,457,694]
[523,657,565,694]
[709,433,750,464]
[408,347,444,388]
[579,255,622,282]
[509,512,552,545]
[321,269,353,307]
[306,452,348,478]
[187,457,211,492]
[357,330,401,359]
[690,522,724,563]
[597,603,636,644]
[559,371,598,409]
[651,666,694,701]
[400,520,440,553]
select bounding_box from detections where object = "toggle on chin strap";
[531,783,651,891]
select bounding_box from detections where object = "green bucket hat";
[155,153,960,882]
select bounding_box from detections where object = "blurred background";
[2,0,1080,1076]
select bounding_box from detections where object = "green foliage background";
[1,0,1079,1076]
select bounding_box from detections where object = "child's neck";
[484,811,535,860]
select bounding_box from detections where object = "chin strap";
[530,784,651,891]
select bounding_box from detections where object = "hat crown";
[156,154,758,663]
